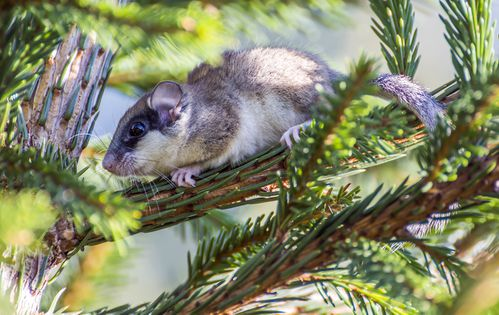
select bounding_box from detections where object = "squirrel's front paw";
[280,120,311,148]
[171,166,202,187]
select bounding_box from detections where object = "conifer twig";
[370,0,420,76]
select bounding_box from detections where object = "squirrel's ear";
[148,81,183,124]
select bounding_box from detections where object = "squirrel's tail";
[372,74,446,131]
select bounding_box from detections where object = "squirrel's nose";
[102,153,117,173]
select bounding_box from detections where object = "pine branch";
[75,63,462,256]
[370,0,420,76]
[108,63,458,245]
[287,57,376,198]
[440,0,497,85]
[420,73,498,182]
[110,64,458,241]
[172,153,497,315]
[0,147,141,250]
[287,274,418,314]
[150,184,359,313]
[0,23,141,250]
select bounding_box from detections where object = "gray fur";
[373,74,445,130]
[103,47,445,178]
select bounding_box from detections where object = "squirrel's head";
[102,81,186,177]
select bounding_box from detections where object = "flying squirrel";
[103,47,445,186]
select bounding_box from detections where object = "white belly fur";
[205,93,307,169]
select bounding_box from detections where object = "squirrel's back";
[188,47,338,111]
[185,47,336,166]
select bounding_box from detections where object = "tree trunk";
[1,26,111,314]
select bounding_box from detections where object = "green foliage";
[25,0,346,91]
[287,57,376,196]
[291,274,417,315]
[418,75,498,182]
[337,240,450,311]
[0,146,142,243]
[354,104,417,161]
[0,8,142,253]
[181,185,359,297]
[0,189,57,258]
[440,0,497,86]
[418,0,499,182]
[369,0,420,76]
[280,57,377,235]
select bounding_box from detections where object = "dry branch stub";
[24,26,111,159]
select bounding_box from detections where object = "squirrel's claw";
[171,166,201,187]
[280,120,311,149]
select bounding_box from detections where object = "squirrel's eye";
[129,122,146,137]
